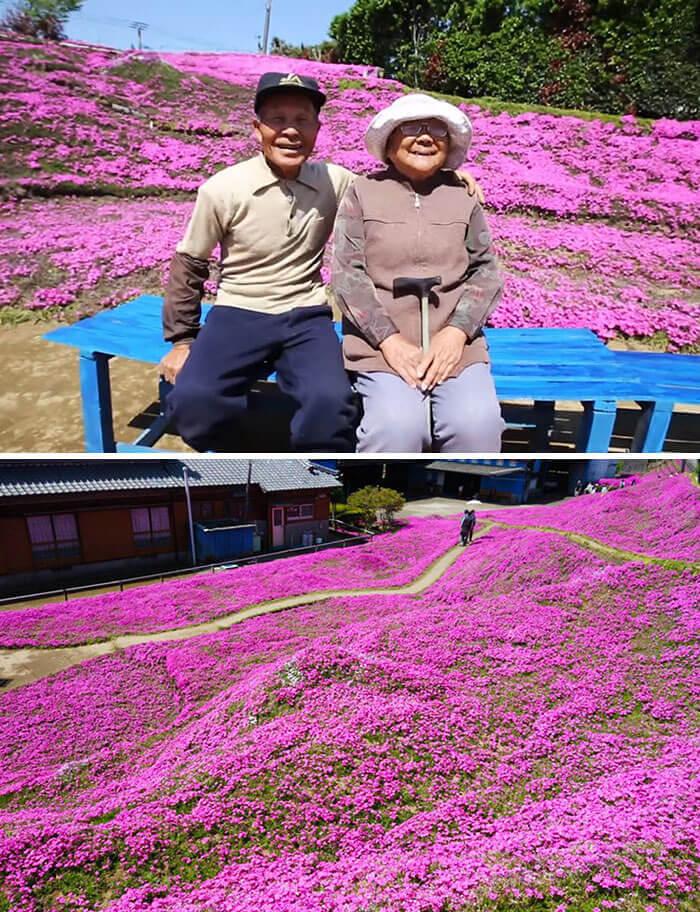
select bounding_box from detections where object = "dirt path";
[1,521,696,692]
[489,521,700,571]
[0,321,191,452]
[0,537,473,691]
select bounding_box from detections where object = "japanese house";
[0,459,341,596]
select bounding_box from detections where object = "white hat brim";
[365,93,472,170]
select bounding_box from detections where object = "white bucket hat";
[365,93,472,171]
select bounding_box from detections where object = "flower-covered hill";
[0,522,698,911]
[485,469,700,562]
[1,36,699,348]
[0,516,459,649]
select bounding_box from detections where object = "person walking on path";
[460,508,476,545]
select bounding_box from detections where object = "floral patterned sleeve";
[448,203,504,341]
[330,181,398,349]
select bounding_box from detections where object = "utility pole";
[261,1,272,55]
[183,466,197,566]
[130,21,148,50]
[244,461,252,521]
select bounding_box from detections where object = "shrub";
[1,0,83,41]
[346,485,406,530]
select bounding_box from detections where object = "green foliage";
[332,0,700,118]
[593,0,700,118]
[269,36,338,62]
[2,0,83,39]
[346,485,406,530]
[331,0,453,86]
[108,59,187,94]
[88,808,120,824]
[337,78,365,91]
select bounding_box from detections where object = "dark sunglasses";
[398,121,449,138]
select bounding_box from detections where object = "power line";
[69,11,250,52]
[0,3,255,53]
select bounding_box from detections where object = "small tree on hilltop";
[2,0,83,41]
[346,485,406,530]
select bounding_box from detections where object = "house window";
[131,506,171,548]
[27,514,81,561]
[286,503,314,522]
[193,501,213,520]
[223,499,243,519]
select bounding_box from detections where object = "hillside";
[0,474,698,911]
[486,471,700,561]
[1,36,699,350]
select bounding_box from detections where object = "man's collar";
[252,153,320,191]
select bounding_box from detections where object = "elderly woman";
[331,94,505,452]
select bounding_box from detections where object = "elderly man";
[161,72,479,452]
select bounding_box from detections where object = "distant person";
[574,479,583,496]
[160,74,482,453]
[331,93,505,453]
[460,508,476,545]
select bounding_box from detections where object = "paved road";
[399,496,569,517]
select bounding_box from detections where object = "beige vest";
[177,155,354,314]
[343,169,489,375]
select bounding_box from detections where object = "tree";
[269,36,338,62]
[332,0,700,118]
[2,0,83,41]
[330,0,453,85]
[346,485,406,530]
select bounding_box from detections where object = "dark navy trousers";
[167,304,356,452]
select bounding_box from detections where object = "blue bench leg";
[532,400,555,449]
[632,401,674,452]
[79,352,115,453]
[577,400,617,452]
[159,377,173,414]
[127,378,174,449]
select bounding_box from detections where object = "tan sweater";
[164,154,354,342]
[331,167,504,377]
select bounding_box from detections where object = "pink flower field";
[0,516,459,648]
[1,37,699,348]
[485,470,700,562]
[0,512,698,911]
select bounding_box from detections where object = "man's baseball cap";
[254,72,326,113]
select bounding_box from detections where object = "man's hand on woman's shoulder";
[454,169,485,205]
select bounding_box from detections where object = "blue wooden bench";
[44,294,700,453]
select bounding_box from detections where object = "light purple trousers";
[354,363,505,453]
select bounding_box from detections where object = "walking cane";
[393,275,442,443]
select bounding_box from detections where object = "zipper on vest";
[414,192,420,209]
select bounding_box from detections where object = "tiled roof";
[0,459,341,497]
[425,460,525,477]
[180,459,341,493]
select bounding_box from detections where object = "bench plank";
[44,294,699,453]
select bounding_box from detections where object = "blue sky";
[2,0,354,53]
